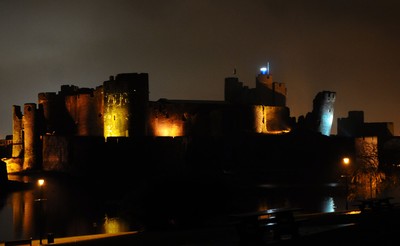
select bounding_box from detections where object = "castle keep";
[5,67,340,180]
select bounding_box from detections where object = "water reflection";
[321,197,336,213]
[1,174,131,241]
[103,214,129,234]
[0,173,368,242]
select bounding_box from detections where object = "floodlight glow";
[260,62,270,75]
[260,67,267,74]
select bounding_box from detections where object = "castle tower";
[255,65,274,105]
[224,76,243,103]
[23,103,39,170]
[103,73,149,138]
[64,87,103,136]
[39,86,85,136]
[38,92,59,134]
[255,64,287,106]
[12,105,23,159]
[312,91,336,136]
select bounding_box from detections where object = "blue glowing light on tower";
[260,62,270,75]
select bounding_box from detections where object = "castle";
[2,66,346,183]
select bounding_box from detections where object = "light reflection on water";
[1,174,131,242]
[0,175,351,241]
[103,214,130,234]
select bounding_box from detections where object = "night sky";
[1,0,400,137]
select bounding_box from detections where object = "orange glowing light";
[154,121,183,137]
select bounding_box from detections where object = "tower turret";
[313,91,336,136]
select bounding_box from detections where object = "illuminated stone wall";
[148,100,292,137]
[103,73,149,138]
[148,102,185,137]
[250,105,291,134]
[148,100,224,137]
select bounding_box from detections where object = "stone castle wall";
[6,70,339,174]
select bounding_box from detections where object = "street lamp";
[342,158,350,210]
[37,179,45,245]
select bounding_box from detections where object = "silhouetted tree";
[352,137,385,199]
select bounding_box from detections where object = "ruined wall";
[12,105,23,159]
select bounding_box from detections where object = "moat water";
[1,171,398,242]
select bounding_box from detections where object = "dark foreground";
[17,208,400,246]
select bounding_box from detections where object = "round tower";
[313,91,336,136]
[23,103,39,170]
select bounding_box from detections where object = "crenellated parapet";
[224,67,287,106]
